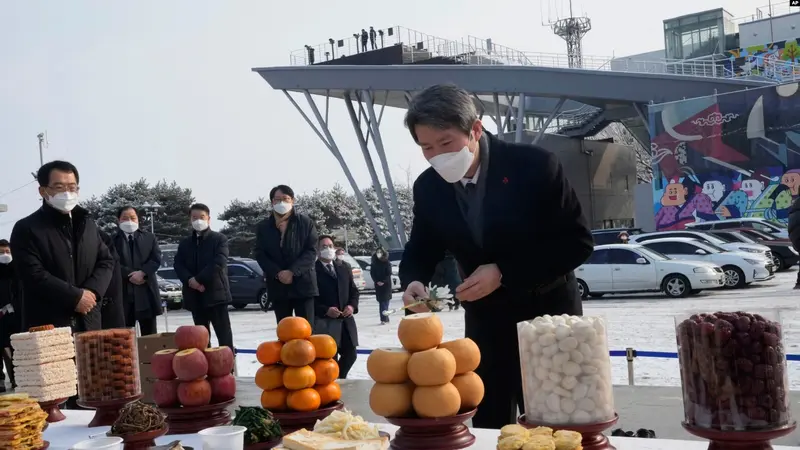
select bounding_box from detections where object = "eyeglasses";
[272,197,292,203]
[47,184,80,193]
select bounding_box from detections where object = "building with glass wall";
[663,8,738,60]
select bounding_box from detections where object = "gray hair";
[404,84,478,143]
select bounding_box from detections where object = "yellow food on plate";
[281,428,389,450]
[499,424,528,439]
[522,435,556,450]
[495,425,582,450]
[528,426,554,437]
[497,434,529,450]
[553,430,583,450]
[312,409,381,440]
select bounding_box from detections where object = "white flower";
[426,283,453,301]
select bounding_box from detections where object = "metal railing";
[231,345,800,386]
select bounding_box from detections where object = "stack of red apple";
[151,325,236,408]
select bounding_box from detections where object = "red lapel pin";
[502,177,509,184]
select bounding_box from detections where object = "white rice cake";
[15,360,77,388]
[13,348,75,366]
[11,328,74,352]
[17,380,77,402]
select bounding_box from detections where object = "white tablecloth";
[45,410,800,449]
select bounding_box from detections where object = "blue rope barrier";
[233,348,800,360]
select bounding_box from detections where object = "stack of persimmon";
[255,317,342,413]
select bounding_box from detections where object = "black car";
[708,229,799,271]
[227,257,270,310]
[591,228,643,245]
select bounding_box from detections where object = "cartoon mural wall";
[722,38,800,79]
[648,83,800,231]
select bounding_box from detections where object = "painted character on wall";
[654,177,716,230]
[701,174,747,219]
[769,169,800,221]
[743,168,782,220]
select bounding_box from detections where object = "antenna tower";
[548,0,591,68]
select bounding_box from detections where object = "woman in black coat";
[369,248,393,325]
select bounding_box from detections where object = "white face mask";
[336,254,344,261]
[119,221,139,233]
[47,191,80,212]
[320,248,336,261]
[273,202,292,215]
[428,138,475,183]
[192,219,209,232]
[0,254,11,264]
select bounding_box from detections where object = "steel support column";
[515,93,527,143]
[492,93,503,134]
[283,90,390,249]
[533,97,566,145]
[344,91,400,244]
[362,90,408,247]
[632,102,651,136]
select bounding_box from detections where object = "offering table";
[44,410,800,449]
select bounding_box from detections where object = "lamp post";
[142,202,161,234]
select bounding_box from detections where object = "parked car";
[705,229,799,271]
[628,230,774,273]
[590,228,644,245]
[637,238,773,288]
[353,256,401,291]
[685,218,789,239]
[157,275,183,310]
[227,257,269,310]
[575,244,724,299]
[334,252,368,291]
[157,267,181,286]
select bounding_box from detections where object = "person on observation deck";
[398,84,593,429]
[255,185,319,326]
[360,29,368,53]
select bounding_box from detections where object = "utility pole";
[31,132,46,181]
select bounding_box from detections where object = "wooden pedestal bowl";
[77,394,143,428]
[385,409,477,450]
[160,398,235,435]
[38,398,68,423]
[518,413,619,450]
[108,426,169,450]
[682,421,797,450]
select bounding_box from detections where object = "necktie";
[128,235,135,261]
[327,264,336,278]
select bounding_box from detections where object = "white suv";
[638,238,773,288]
[686,218,789,239]
[576,244,724,299]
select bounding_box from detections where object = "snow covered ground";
[154,269,800,388]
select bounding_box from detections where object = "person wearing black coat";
[255,185,319,326]
[173,203,233,349]
[369,248,392,324]
[398,85,593,429]
[113,206,163,334]
[788,197,800,289]
[432,252,463,310]
[313,235,359,378]
[10,161,114,331]
[0,239,22,389]
[98,230,126,330]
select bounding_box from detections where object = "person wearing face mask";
[369,247,392,325]
[0,239,22,390]
[113,206,163,334]
[335,248,346,261]
[173,203,234,349]
[398,85,593,429]
[255,185,319,326]
[10,160,114,332]
[312,236,358,378]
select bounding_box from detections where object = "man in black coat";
[10,160,114,331]
[0,239,22,389]
[98,230,126,329]
[173,203,233,349]
[369,248,392,325]
[255,185,319,326]
[313,235,358,378]
[788,197,800,288]
[399,85,593,429]
[113,206,163,334]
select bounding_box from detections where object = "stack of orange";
[255,317,342,413]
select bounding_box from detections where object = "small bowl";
[71,437,124,450]
[199,425,247,450]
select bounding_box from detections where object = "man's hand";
[456,263,502,302]
[376,281,384,286]
[327,307,342,318]
[188,277,202,290]
[278,270,293,285]
[342,305,354,317]
[129,270,146,285]
[75,290,97,314]
[402,281,430,314]
[197,284,206,293]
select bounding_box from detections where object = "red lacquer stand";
[271,401,344,435]
[518,413,619,450]
[160,398,234,435]
[385,409,477,450]
[682,421,797,450]
[109,426,168,450]
[77,394,142,428]
[38,398,68,423]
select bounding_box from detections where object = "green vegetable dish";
[232,406,283,444]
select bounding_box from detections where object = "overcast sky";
[0,0,762,238]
